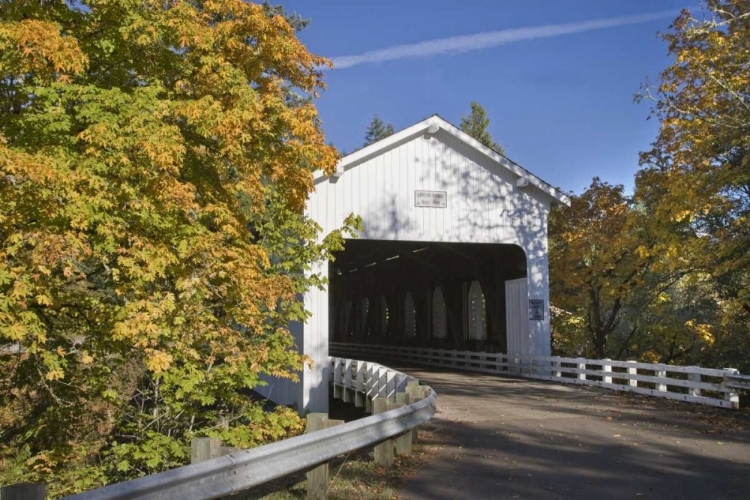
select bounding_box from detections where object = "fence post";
[355,361,365,408]
[626,361,638,388]
[373,399,394,468]
[602,359,612,384]
[378,367,388,400]
[343,359,353,403]
[365,362,375,412]
[386,370,397,402]
[333,358,343,399]
[723,368,740,409]
[656,368,667,392]
[0,483,46,500]
[577,358,586,381]
[689,369,702,397]
[553,356,561,378]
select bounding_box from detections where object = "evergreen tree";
[363,115,395,147]
[460,102,504,154]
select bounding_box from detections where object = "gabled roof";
[314,114,571,206]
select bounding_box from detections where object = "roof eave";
[314,115,571,207]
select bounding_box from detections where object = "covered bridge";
[257,115,570,412]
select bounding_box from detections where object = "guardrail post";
[689,370,702,397]
[577,358,586,381]
[373,399,394,468]
[602,359,612,384]
[406,380,422,444]
[627,361,638,387]
[191,437,221,464]
[191,437,237,464]
[723,368,740,409]
[395,390,413,455]
[388,399,411,456]
[306,413,344,500]
[0,483,46,500]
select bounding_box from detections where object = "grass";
[226,442,431,500]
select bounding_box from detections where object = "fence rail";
[60,357,435,500]
[330,342,748,410]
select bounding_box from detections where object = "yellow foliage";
[145,350,174,373]
[0,1,355,493]
[45,369,64,381]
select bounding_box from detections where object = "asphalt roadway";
[396,366,750,500]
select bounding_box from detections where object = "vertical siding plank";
[407,137,417,240]
[398,140,409,233]
[448,136,459,240]
[350,161,360,231]
[384,146,394,235]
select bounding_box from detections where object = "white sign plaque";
[415,190,447,208]
[529,299,545,321]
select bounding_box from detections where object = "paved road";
[396,366,750,500]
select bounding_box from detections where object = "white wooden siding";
[505,277,529,356]
[273,127,554,412]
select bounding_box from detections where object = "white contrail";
[330,10,678,69]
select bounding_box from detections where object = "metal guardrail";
[331,342,745,410]
[63,358,436,500]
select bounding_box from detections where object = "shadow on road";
[393,365,750,500]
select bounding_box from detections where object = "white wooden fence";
[330,342,747,409]
[330,357,419,412]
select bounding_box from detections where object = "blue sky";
[281,0,693,195]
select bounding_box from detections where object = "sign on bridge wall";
[415,190,447,208]
[529,299,545,321]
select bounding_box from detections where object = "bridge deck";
[397,365,750,500]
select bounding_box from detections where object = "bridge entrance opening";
[329,240,527,353]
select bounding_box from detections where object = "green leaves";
[1,0,340,495]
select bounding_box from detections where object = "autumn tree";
[638,0,750,316]
[0,1,356,495]
[549,179,652,358]
[635,0,750,370]
[550,175,727,365]
[363,114,395,147]
[460,101,504,154]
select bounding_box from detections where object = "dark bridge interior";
[329,240,527,352]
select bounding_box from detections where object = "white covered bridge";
[257,114,571,412]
